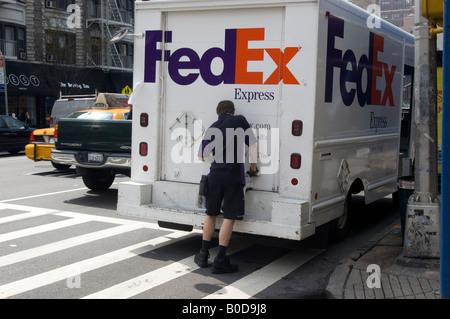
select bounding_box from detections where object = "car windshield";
[0,116,26,129]
[68,111,114,120]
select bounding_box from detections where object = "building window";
[381,1,391,9]
[45,0,75,11]
[18,29,26,52]
[45,31,76,64]
[57,0,75,11]
[0,24,26,58]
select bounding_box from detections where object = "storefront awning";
[4,61,132,96]
[3,61,51,95]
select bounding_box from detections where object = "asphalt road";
[0,152,400,300]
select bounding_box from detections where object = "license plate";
[88,152,103,163]
[43,136,55,144]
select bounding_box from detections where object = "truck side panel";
[309,0,414,226]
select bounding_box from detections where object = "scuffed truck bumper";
[51,149,131,169]
[117,180,315,241]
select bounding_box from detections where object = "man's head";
[216,100,235,116]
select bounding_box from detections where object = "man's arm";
[249,143,258,172]
[198,137,213,163]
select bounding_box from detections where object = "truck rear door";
[158,7,297,193]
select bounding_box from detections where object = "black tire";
[392,191,399,208]
[7,149,20,155]
[82,169,115,191]
[329,193,353,242]
[51,161,71,170]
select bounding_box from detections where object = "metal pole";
[0,56,8,115]
[403,0,440,258]
[441,0,450,300]
[4,57,8,116]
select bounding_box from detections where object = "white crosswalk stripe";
[0,218,91,243]
[82,239,257,299]
[0,231,197,298]
[0,203,323,299]
[0,209,58,225]
[0,223,145,268]
[203,249,320,299]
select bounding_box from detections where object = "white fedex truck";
[118,0,415,241]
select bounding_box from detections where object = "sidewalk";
[325,219,441,299]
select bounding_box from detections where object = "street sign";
[122,85,132,95]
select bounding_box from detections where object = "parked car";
[25,93,129,169]
[0,115,36,154]
[48,94,98,127]
[51,107,132,191]
[25,127,63,168]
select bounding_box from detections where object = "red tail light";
[292,120,303,136]
[290,153,301,169]
[54,124,58,139]
[139,142,148,156]
[29,132,36,142]
[140,113,149,127]
[49,117,54,125]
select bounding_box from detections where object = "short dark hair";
[216,100,235,115]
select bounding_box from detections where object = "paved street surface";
[0,201,324,299]
[0,153,403,301]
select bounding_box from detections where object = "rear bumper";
[25,143,54,161]
[117,180,316,241]
[51,149,131,169]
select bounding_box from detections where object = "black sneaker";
[211,255,238,274]
[194,250,209,268]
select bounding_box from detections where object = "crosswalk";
[0,202,323,299]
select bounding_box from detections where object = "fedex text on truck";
[144,28,300,86]
[324,14,397,108]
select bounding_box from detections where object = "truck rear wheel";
[328,193,353,242]
[82,169,115,191]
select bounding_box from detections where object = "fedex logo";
[144,28,300,86]
[324,15,397,107]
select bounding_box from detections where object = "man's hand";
[247,167,259,177]
[199,156,214,164]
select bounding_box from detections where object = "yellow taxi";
[25,127,59,166]
[25,106,130,169]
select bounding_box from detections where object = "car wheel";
[82,169,115,191]
[7,149,20,155]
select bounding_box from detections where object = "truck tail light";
[290,153,301,169]
[140,113,149,127]
[292,120,303,136]
[54,124,58,139]
[139,142,148,156]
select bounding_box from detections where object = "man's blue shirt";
[199,114,256,185]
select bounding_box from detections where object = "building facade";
[0,0,134,128]
[349,0,415,34]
